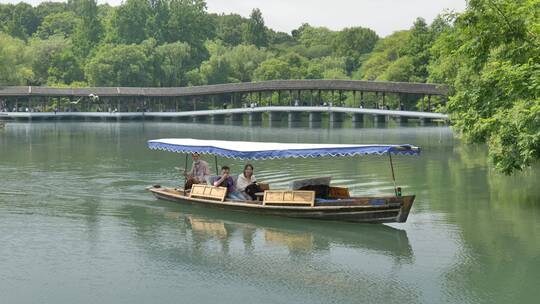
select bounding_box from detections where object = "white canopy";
[148,138,420,160]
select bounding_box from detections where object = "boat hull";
[148,186,414,224]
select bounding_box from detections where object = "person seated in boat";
[213,166,245,200]
[236,164,260,200]
[184,153,211,190]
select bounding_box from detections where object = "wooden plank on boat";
[329,186,350,199]
[263,190,315,207]
[190,184,227,202]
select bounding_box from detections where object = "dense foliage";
[0,0,538,173]
[0,0,446,88]
[429,0,539,174]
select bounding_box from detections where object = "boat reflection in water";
[160,201,413,261]
[141,202,418,302]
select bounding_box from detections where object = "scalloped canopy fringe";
[147,138,420,160]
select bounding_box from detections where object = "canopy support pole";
[183,154,188,188]
[388,151,397,196]
[214,155,219,175]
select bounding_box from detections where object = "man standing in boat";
[184,153,211,190]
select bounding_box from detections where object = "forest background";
[0,0,538,174]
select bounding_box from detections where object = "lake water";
[1,122,539,304]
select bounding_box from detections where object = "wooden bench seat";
[190,184,227,202]
[263,190,315,207]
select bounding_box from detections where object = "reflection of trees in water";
[5,122,539,301]
[116,200,418,302]
[432,142,540,303]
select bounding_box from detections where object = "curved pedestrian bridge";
[0,80,447,97]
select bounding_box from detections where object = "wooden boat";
[147,138,420,224]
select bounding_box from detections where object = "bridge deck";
[0,106,448,120]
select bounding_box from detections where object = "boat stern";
[396,195,415,223]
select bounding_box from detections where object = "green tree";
[405,18,435,82]
[215,13,248,46]
[108,0,151,44]
[291,23,310,40]
[298,25,334,48]
[154,41,193,86]
[280,52,308,79]
[71,0,103,58]
[297,24,335,58]
[305,56,347,79]
[47,49,84,85]
[333,27,379,74]
[27,35,72,85]
[378,56,415,82]
[0,32,32,85]
[430,0,540,174]
[355,31,411,81]
[185,68,205,86]
[322,68,348,80]
[35,2,67,21]
[166,0,214,55]
[267,30,294,45]
[34,12,80,39]
[85,43,154,86]
[2,3,39,39]
[225,44,268,82]
[147,0,170,44]
[199,55,234,84]
[244,8,268,47]
[253,58,291,80]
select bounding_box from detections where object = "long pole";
[388,151,397,196]
[214,155,219,175]
[184,154,189,188]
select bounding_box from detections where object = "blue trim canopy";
[148,138,420,160]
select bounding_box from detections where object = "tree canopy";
[429,0,539,174]
[0,0,538,173]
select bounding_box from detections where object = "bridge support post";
[210,114,225,124]
[329,112,344,128]
[268,111,282,127]
[308,112,321,123]
[192,115,207,123]
[248,112,262,126]
[288,111,302,128]
[419,117,432,125]
[373,114,387,124]
[288,112,302,123]
[288,90,293,106]
[352,113,364,127]
[395,116,408,125]
[308,112,322,128]
[330,112,344,123]
[268,111,282,122]
[231,113,243,123]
